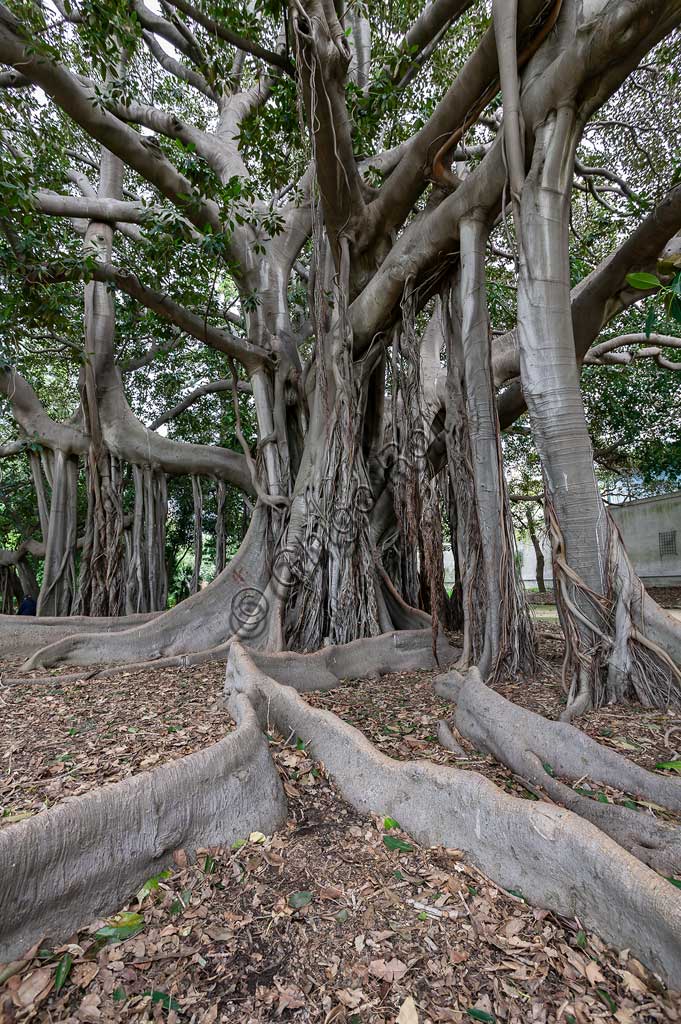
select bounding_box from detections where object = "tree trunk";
[516,107,681,714]
[526,508,546,593]
[76,147,126,617]
[37,449,78,617]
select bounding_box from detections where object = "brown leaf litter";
[1,628,681,1022]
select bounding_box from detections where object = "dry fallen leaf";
[335,988,364,1009]
[13,967,53,1009]
[619,968,648,995]
[368,958,408,982]
[396,995,419,1024]
[77,991,102,1022]
[585,961,606,985]
[72,963,100,989]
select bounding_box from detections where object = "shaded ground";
[1,625,681,1022]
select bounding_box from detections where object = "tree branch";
[162,0,294,76]
[0,367,87,455]
[141,29,217,103]
[584,333,681,370]
[148,378,252,430]
[0,5,222,235]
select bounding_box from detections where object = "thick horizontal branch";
[32,191,156,225]
[0,368,87,456]
[91,264,270,373]
[20,260,269,373]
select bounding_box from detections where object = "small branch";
[585,333,681,371]
[148,378,251,430]
[142,29,217,103]
[162,0,294,76]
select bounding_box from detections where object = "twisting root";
[435,665,681,874]
[546,500,681,718]
[227,642,681,985]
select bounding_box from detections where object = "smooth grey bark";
[227,642,681,987]
[515,106,681,713]
[36,449,78,617]
[436,667,681,874]
[0,693,285,961]
[526,507,546,592]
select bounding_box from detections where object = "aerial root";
[435,666,681,871]
[227,642,681,986]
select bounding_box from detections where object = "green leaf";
[202,854,217,873]
[113,987,126,1002]
[288,890,313,909]
[596,989,617,1013]
[505,888,525,901]
[382,835,414,853]
[542,762,555,777]
[596,792,609,804]
[667,876,681,890]
[95,911,145,942]
[54,952,72,993]
[466,1010,496,1022]
[144,990,181,1013]
[137,869,171,901]
[335,908,349,923]
[383,816,400,830]
[655,760,681,774]
[645,302,656,338]
[625,272,660,290]
[575,930,587,948]
[231,838,247,849]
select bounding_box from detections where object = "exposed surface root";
[437,719,467,755]
[227,643,681,985]
[0,693,285,961]
[436,666,681,812]
[249,630,459,692]
[436,667,681,872]
[19,505,271,670]
[4,627,457,689]
[0,611,157,661]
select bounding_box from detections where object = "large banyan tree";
[1,0,681,723]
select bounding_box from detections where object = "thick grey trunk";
[516,108,681,711]
[36,449,78,617]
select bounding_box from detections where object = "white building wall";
[443,491,681,589]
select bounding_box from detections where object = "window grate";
[659,530,677,558]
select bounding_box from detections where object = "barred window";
[659,530,677,558]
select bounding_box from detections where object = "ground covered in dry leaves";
[1,624,681,1023]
